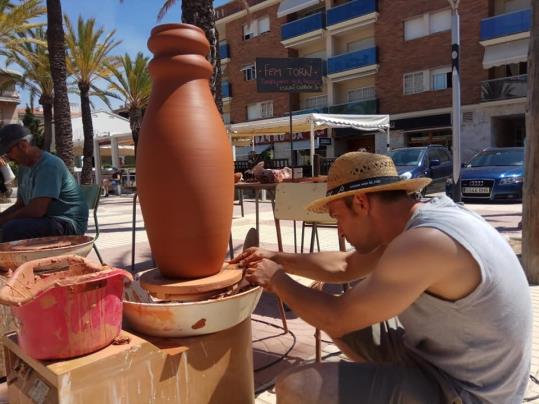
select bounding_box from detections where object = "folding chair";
[273,182,347,361]
[79,184,104,265]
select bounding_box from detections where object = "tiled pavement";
[6,194,533,402]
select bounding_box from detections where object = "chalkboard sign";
[256,58,323,93]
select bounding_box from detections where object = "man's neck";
[26,148,43,166]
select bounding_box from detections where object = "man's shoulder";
[39,152,68,171]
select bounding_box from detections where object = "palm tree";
[0,0,45,55]
[64,15,121,184]
[46,0,74,172]
[6,28,54,151]
[99,52,151,150]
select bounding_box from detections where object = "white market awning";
[277,0,321,18]
[228,113,390,175]
[483,38,529,69]
[229,113,389,138]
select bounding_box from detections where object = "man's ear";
[353,193,370,214]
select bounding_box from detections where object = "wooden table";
[234,182,277,234]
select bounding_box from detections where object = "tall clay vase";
[137,24,234,279]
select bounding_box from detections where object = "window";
[430,9,451,34]
[260,101,273,118]
[403,71,425,95]
[404,9,450,40]
[431,66,452,90]
[243,15,270,40]
[304,95,327,109]
[404,16,427,41]
[247,101,273,120]
[403,66,452,95]
[241,64,256,81]
[348,87,375,102]
[223,112,231,124]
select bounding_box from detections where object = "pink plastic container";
[0,256,132,360]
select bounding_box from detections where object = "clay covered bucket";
[136,24,234,279]
[0,255,132,360]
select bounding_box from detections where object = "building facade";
[216,0,530,162]
[0,70,21,126]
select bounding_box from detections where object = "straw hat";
[306,152,432,213]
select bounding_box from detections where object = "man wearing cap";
[0,124,88,242]
[232,152,531,403]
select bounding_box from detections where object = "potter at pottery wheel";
[140,264,243,301]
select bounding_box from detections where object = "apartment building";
[216,0,530,162]
[0,69,21,126]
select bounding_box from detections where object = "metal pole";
[289,93,294,170]
[449,0,462,202]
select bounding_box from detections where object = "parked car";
[389,145,453,194]
[448,147,524,202]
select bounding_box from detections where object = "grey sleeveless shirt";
[399,196,532,403]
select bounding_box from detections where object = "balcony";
[327,47,377,77]
[327,0,377,29]
[328,99,378,114]
[222,81,232,99]
[480,8,531,42]
[219,42,230,61]
[480,74,527,102]
[292,106,329,115]
[281,11,325,47]
[0,89,20,102]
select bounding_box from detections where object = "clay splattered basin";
[0,235,94,271]
[123,278,262,337]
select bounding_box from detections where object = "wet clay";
[136,23,234,279]
[0,235,94,272]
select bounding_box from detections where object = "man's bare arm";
[266,228,469,337]
[233,247,384,283]
[0,197,52,225]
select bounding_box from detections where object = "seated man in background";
[0,124,89,242]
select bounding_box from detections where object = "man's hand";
[229,247,276,267]
[244,258,285,292]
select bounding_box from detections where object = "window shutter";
[404,16,426,40]
[430,9,451,34]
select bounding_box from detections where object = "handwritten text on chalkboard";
[256,58,323,93]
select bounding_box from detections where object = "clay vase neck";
[136,24,234,279]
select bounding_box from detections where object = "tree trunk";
[182,0,223,114]
[39,94,53,152]
[46,0,74,172]
[128,107,143,155]
[523,3,539,283]
[79,82,94,185]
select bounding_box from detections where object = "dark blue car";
[450,147,524,201]
[389,145,453,194]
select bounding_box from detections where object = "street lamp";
[449,0,462,202]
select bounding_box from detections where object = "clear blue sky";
[17,0,231,110]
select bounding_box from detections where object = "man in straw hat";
[0,124,88,242]
[232,151,531,403]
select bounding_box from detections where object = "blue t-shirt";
[17,152,89,234]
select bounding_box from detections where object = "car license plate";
[463,187,490,194]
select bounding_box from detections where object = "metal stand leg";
[131,193,138,273]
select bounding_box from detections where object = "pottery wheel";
[139,264,243,302]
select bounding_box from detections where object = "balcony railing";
[327,47,377,75]
[292,106,329,115]
[222,81,232,98]
[327,0,377,27]
[328,99,378,114]
[480,8,531,41]
[281,11,325,41]
[0,89,19,98]
[219,42,230,59]
[480,74,527,102]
